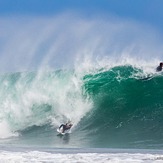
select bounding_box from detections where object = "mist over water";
[0,13,162,72]
[0,70,92,139]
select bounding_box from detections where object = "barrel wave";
[0,65,163,149]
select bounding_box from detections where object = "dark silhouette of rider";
[59,121,73,133]
[156,62,163,72]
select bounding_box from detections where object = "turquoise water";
[0,66,163,149]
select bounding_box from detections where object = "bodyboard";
[57,128,65,135]
[57,127,71,136]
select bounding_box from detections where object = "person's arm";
[67,124,73,129]
[59,124,64,129]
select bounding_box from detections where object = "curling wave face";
[81,65,163,148]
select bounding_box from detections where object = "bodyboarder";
[59,121,73,133]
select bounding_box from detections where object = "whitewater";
[0,14,163,162]
[0,64,162,162]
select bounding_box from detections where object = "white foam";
[0,151,162,163]
[0,68,93,137]
[0,121,18,139]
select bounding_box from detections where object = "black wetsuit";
[156,66,162,72]
[59,124,71,132]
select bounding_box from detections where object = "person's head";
[66,120,73,126]
[160,62,163,67]
[69,123,73,126]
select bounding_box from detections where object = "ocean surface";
[0,65,163,162]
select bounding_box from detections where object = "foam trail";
[0,151,163,163]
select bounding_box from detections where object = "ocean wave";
[0,65,163,148]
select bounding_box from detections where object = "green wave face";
[82,66,163,148]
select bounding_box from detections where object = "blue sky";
[0,0,163,72]
[0,0,163,31]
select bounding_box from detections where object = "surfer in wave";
[156,62,163,72]
[59,121,73,133]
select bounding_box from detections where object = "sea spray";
[0,70,92,138]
